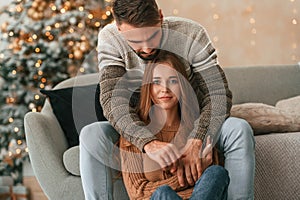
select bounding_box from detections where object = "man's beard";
[136,49,160,60]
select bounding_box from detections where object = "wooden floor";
[23,176,48,200]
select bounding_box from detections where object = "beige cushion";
[231,103,300,135]
[276,95,300,115]
[63,146,80,176]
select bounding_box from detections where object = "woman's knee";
[151,185,174,199]
[202,165,230,185]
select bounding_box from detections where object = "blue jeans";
[79,117,255,200]
[150,165,229,200]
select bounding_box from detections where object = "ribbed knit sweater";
[120,124,194,200]
[98,16,232,151]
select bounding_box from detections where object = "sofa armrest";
[24,111,70,196]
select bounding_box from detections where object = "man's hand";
[177,137,213,187]
[144,140,181,172]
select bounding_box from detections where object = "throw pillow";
[63,146,80,176]
[275,95,300,115]
[40,84,107,147]
[231,103,300,135]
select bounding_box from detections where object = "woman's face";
[150,63,181,110]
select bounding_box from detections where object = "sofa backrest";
[223,64,300,105]
[44,64,300,112]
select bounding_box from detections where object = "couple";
[80,0,255,199]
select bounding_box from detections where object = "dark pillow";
[40,84,107,147]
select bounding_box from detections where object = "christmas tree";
[0,0,113,184]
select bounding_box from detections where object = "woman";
[119,51,229,200]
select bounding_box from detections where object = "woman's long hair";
[138,50,199,132]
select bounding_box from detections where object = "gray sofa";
[24,64,300,200]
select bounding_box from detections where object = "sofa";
[24,64,300,200]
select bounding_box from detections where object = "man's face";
[118,23,162,60]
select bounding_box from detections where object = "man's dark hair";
[112,0,161,27]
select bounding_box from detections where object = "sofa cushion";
[276,95,300,115]
[63,146,80,176]
[40,84,107,147]
[231,103,300,135]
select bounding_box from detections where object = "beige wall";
[157,0,300,67]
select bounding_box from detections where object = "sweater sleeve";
[99,65,157,151]
[97,28,157,151]
[120,139,192,200]
[187,27,232,142]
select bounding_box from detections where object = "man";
[79,0,255,199]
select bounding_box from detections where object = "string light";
[16,149,21,154]
[34,94,40,100]
[51,5,57,11]
[95,22,101,27]
[8,118,14,123]
[210,1,220,44]
[79,6,84,11]
[88,14,94,19]
[35,62,41,68]
[35,48,40,53]
[32,34,38,40]
[14,127,19,132]
[173,9,179,15]
[78,23,84,28]
[46,26,52,31]
[290,0,298,61]
[41,78,47,83]
[60,8,66,14]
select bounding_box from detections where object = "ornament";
[27,0,50,20]
[68,64,77,76]
[69,17,77,25]
[80,41,90,52]
[6,97,16,104]
[74,49,83,59]
[1,22,8,32]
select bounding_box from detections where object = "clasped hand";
[144,137,213,187]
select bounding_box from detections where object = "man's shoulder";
[164,16,205,32]
[98,22,118,37]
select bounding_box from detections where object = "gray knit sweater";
[97,16,232,151]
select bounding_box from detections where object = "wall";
[1,0,299,67]
[157,0,300,67]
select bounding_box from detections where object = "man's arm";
[188,28,232,142]
[176,24,232,186]
[99,64,157,151]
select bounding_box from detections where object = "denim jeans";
[150,165,229,200]
[79,117,255,200]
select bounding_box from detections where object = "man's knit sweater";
[97,16,232,151]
